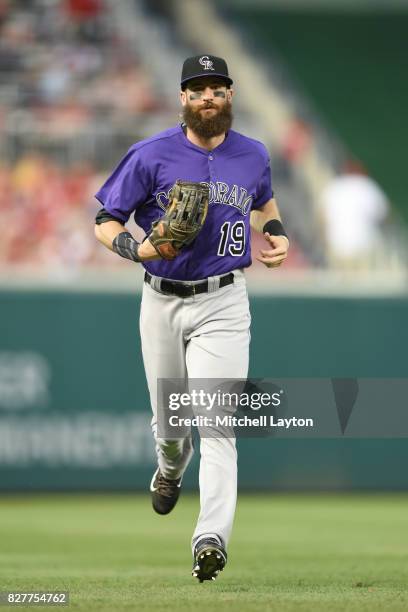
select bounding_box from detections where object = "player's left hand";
[256,232,289,268]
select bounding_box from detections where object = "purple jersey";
[95,124,273,281]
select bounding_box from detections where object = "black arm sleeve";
[112,232,143,263]
[95,208,124,225]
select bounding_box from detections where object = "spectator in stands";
[321,160,389,269]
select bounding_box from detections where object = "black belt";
[144,271,234,298]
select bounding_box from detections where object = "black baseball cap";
[181,55,233,90]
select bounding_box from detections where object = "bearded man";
[94,54,289,582]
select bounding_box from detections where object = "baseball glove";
[148,180,209,260]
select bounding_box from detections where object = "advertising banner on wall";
[1,289,408,491]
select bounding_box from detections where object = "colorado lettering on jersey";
[156,181,253,216]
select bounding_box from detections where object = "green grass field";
[0,493,407,611]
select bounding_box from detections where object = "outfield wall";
[1,289,408,491]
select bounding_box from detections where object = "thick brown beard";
[182,100,233,139]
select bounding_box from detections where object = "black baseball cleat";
[150,468,182,515]
[192,537,227,582]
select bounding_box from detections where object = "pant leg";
[140,282,193,480]
[186,276,250,547]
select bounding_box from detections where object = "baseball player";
[94,55,289,582]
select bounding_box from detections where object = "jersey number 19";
[217,221,245,257]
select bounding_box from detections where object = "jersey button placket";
[208,154,215,181]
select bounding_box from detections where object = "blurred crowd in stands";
[0,0,157,272]
[0,153,106,270]
[0,0,158,127]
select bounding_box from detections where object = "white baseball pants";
[139,269,250,549]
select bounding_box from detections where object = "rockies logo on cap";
[181,54,233,90]
[199,56,214,71]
